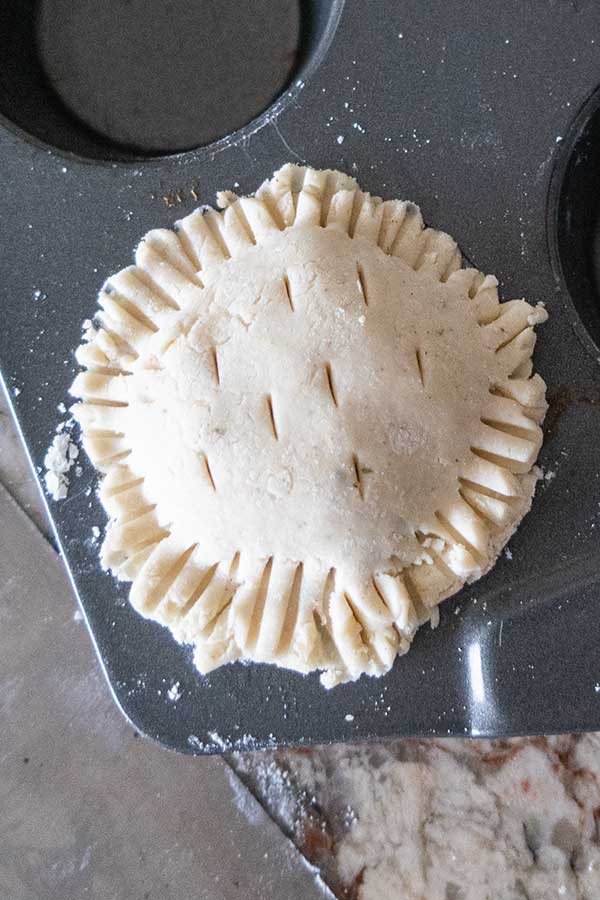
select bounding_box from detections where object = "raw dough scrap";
[70,165,548,687]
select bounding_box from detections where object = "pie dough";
[70,165,548,687]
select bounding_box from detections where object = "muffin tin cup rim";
[0,0,346,168]
[546,81,600,362]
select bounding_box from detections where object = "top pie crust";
[70,164,547,687]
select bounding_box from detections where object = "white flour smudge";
[43,430,79,500]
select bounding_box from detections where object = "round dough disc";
[70,165,547,686]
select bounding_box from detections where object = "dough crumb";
[216,190,238,209]
[81,319,98,343]
[44,429,79,501]
[168,681,182,702]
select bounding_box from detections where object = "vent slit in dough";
[415,348,425,387]
[201,454,217,492]
[356,263,369,305]
[266,395,279,442]
[209,346,220,386]
[283,274,295,311]
[352,454,365,500]
[325,363,338,407]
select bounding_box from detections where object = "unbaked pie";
[70,165,547,686]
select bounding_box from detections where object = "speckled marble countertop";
[233,736,600,900]
[2,393,600,900]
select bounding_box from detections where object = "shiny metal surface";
[2,0,600,749]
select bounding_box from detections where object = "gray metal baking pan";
[1,0,600,753]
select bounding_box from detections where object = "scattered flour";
[208,731,277,752]
[43,430,79,500]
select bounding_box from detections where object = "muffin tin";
[1,0,600,752]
